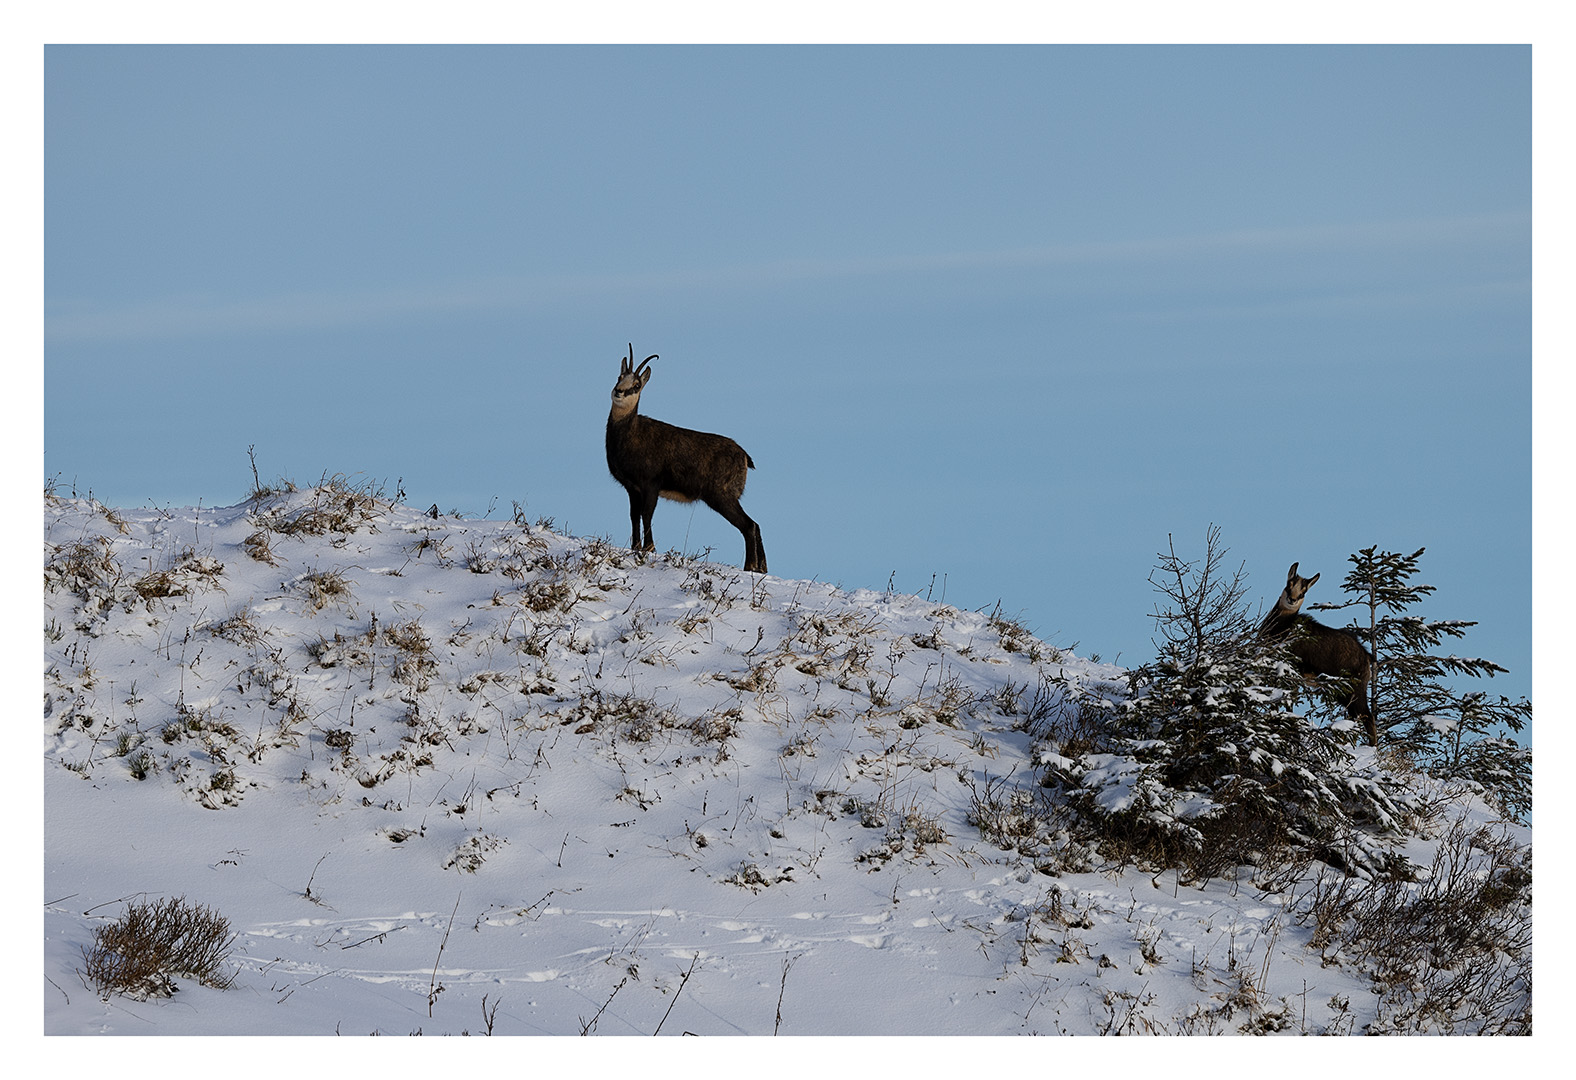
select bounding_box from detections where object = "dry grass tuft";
[301,569,354,612]
[44,537,122,599]
[252,475,386,538]
[132,551,224,604]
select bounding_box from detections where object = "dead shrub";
[301,569,353,612]
[521,575,577,613]
[987,603,1033,653]
[242,530,279,565]
[132,551,224,604]
[382,620,437,688]
[687,706,742,744]
[44,537,122,599]
[965,773,1048,849]
[549,690,672,741]
[1292,817,1531,1034]
[80,896,237,1000]
[255,475,384,537]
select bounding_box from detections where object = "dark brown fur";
[605,345,766,573]
[1258,562,1376,745]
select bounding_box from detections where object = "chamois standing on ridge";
[605,344,767,574]
[1258,562,1377,746]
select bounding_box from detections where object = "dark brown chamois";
[1258,562,1377,746]
[605,344,767,573]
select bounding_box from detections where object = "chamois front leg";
[627,487,658,554]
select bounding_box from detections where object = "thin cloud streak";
[1124,278,1530,325]
[46,212,1528,345]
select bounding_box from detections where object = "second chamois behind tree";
[1258,562,1377,745]
[605,344,767,574]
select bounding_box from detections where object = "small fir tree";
[1312,546,1531,822]
[1043,528,1412,878]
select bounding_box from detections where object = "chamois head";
[1275,562,1320,615]
[611,343,656,417]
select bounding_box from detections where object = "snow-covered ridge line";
[43,486,1528,1035]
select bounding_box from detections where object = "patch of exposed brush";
[80,896,237,1001]
[549,690,676,742]
[723,861,794,892]
[685,706,742,745]
[205,608,268,649]
[543,690,737,750]
[242,530,280,565]
[248,475,389,539]
[1291,816,1531,1034]
[160,703,243,747]
[383,620,438,689]
[444,833,506,874]
[45,536,123,601]
[132,550,224,605]
[309,627,375,669]
[299,568,354,613]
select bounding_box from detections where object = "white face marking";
[609,376,645,419]
[1278,574,1316,613]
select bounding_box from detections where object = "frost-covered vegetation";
[43,478,1530,1035]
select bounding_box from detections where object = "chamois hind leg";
[1349,682,1377,747]
[705,495,766,574]
[1347,657,1377,746]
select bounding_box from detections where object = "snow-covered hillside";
[42,482,1530,1035]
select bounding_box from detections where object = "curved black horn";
[635,352,657,377]
[621,343,635,376]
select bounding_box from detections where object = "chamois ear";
[1305,571,1319,589]
[1287,563,1299,582]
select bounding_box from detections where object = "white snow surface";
[42,488,1527,1037]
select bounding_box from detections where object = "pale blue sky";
[44,44,1532,706]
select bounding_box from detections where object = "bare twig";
[428,893,461,1018]
[580,976,627,1035]
[340,925,407,950]
[653,953,700,1036]
[774,954,802,1035]
[303,853,330,905]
